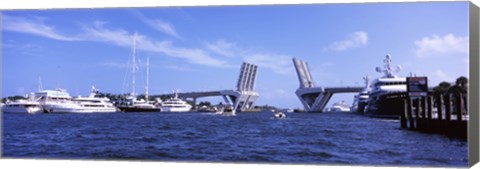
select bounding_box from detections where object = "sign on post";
[407,77,428,97]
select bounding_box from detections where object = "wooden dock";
[400,93,468,139]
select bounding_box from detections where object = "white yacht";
[72,86,118,113]
[35,88,92,113]
[160,92,192,112]
[1,95,42,114]
[365,54,408,118]
[330,101,351,112]
[351,76,370,113]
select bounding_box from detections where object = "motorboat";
[330,101,351,112]
[35,88,92,113]
[1,95,42,114]
[220,104,235,116]
[364,54,408,118]
[72,86,118,113]
[274,111,286,119]
[160,92,192,112]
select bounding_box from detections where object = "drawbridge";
[151,62,259,113]
[292,58,363,112]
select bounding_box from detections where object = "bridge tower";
[292,58,363,112]
[151,62,259,114]
[222,62,259,112]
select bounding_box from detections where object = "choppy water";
[2,111,468,167]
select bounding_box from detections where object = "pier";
[292,58,363,112]
[400,93,468,139]
[151,62,259,112]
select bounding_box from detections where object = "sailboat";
[116,34,160,112]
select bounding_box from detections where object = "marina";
[1,2,472,167]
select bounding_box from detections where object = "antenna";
[132,33,137,96]
[376,54,401,78]
[363,75,370,88]
[145,56,149,101]
[38,76,43,91]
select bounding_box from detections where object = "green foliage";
[1,95,27,103]
[198,101,211,107]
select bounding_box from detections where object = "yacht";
[330,101,351,112]
[351,76,370,113]
[72,86,118,113]
[160,92,192,112]
[115,34,159,112]
[365,54,408,118]
[116,96,160,112]
[35,88,92,113]
[1,95,42,114]
[219,104,235,116]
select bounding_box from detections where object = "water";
[2,112,467,167]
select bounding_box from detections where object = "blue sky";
[1,2,469,109]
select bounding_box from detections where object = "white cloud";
[149,19,180,38]
[78,21,229,68]
[431,69,454,85]
[2,15,229,68]
[244,53,294,75]
[2,15,77,41]
[325,31,368,51]
[205,39,236,57]
[414,34,468,58]
[165,65,194,72]
[131,10,181,39]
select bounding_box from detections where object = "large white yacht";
[351,76,370,113]
[160,92,192,112]
[1,95,42,114]
[35,88,92,113]
[72,86,118,113]
[365,54,408,118]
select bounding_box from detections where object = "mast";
[145,56,149,101]
[38,76,43,91]
[132,33,137,96]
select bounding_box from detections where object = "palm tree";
[433,81,451,96]
[455,76,468,93]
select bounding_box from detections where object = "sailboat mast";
[132,33,137,96]
[145,56,149,101]
[38,76,43,91]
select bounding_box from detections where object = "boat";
[364,54,408,118]
[351,76,370,113]
[35,88,93,113]
[274,111,286,119]
[116,34,159,112]
[1,95,42,114]
[72,86,118,113]
[220,104,235,116]
[159,92,192,112]
[330,101,351,112]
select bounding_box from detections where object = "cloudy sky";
[2,2,469,109]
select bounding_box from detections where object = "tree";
[198,101,211,107]
[433,81,451,96]
[455,76,468,92]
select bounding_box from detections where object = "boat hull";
[118,106,160,112]
[160,107,191,112]
[2,106,43,114]
[365,92,407,119]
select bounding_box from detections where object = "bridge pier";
[293,58,362,112]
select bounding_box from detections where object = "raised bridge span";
[292,58,363,112]
[151,62,259,113]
